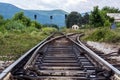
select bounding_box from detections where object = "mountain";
[0,3,68,27]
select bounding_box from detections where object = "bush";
[0,32,5,44]
[104,20,111,27]
[42,27,57,35]
[24,26,39,33]
[43,24,59,30]
[5,20,26,31]
[0,19,5,26]
[12,12,31,26]
[0,25,7,33]
[116,22,120,27]
[85,28,120,43]
[30,21,41,29]
[0,15,5,26]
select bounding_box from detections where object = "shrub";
[104,20,111,27]
[42,27,57,35]
[43,24,59,30]
[85,28,120,43]
[116,22,120,27]
[5,21,26,31]
[24,27,39,33]
[30,21,41,29]
[0,25,7,33]
[0,32,5,44]
[0,15,5,26]
[12,12,31,26]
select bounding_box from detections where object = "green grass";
[0,12,58,61]
[0,27,57,60]
[60,27,120,44]
[0,25,119,61]
[60,28,83,33]
[61,27,120,44]
[83,28,120,43]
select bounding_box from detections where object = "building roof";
[107,13,120,22]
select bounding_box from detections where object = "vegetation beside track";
[81,28,120,43]
[1,6,120,61]
[61,27,120,44]
[0,12,57,61]
[0,27,57,60]
[64,6,120,44]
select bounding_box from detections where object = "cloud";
[0,0,120,13]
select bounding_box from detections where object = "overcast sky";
[0,0,120,13]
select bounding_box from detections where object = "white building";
[72,25,79,30]
[107,13,120,22]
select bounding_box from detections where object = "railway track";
[0,32,120,80]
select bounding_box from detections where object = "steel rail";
[24,34,69,69]
[0,33,55,80]
[2,32,119,80]
[0,32,77,80]
[0,32,68,80]
[24,32,80,69]
[76,34,120,77]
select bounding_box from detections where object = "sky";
[0,0,120,13]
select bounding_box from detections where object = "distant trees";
[66,11,89,28]
[89,6,120,27]
[0,12,43,31]
[66,6,120,28]
[82,13,89,25]
[102,6,119,24]
[66,12,81,28]
[12,12,42,29]
[89,6,104,27]
[102,6,120,13]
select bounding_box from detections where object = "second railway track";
[0,32,120,80]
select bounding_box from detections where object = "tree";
[66,11,82,28]
[102,6,120,13]
[82,13,89,25]
[90,6,104,27]
[12,12,31,26]
[101,6,119,23]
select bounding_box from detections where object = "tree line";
[66,12,89,28]
[1,6,120,29]
[66,6,120,28]
[0,12,59,31]
[0,12,42,31]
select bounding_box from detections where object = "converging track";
[0,32,120,80]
